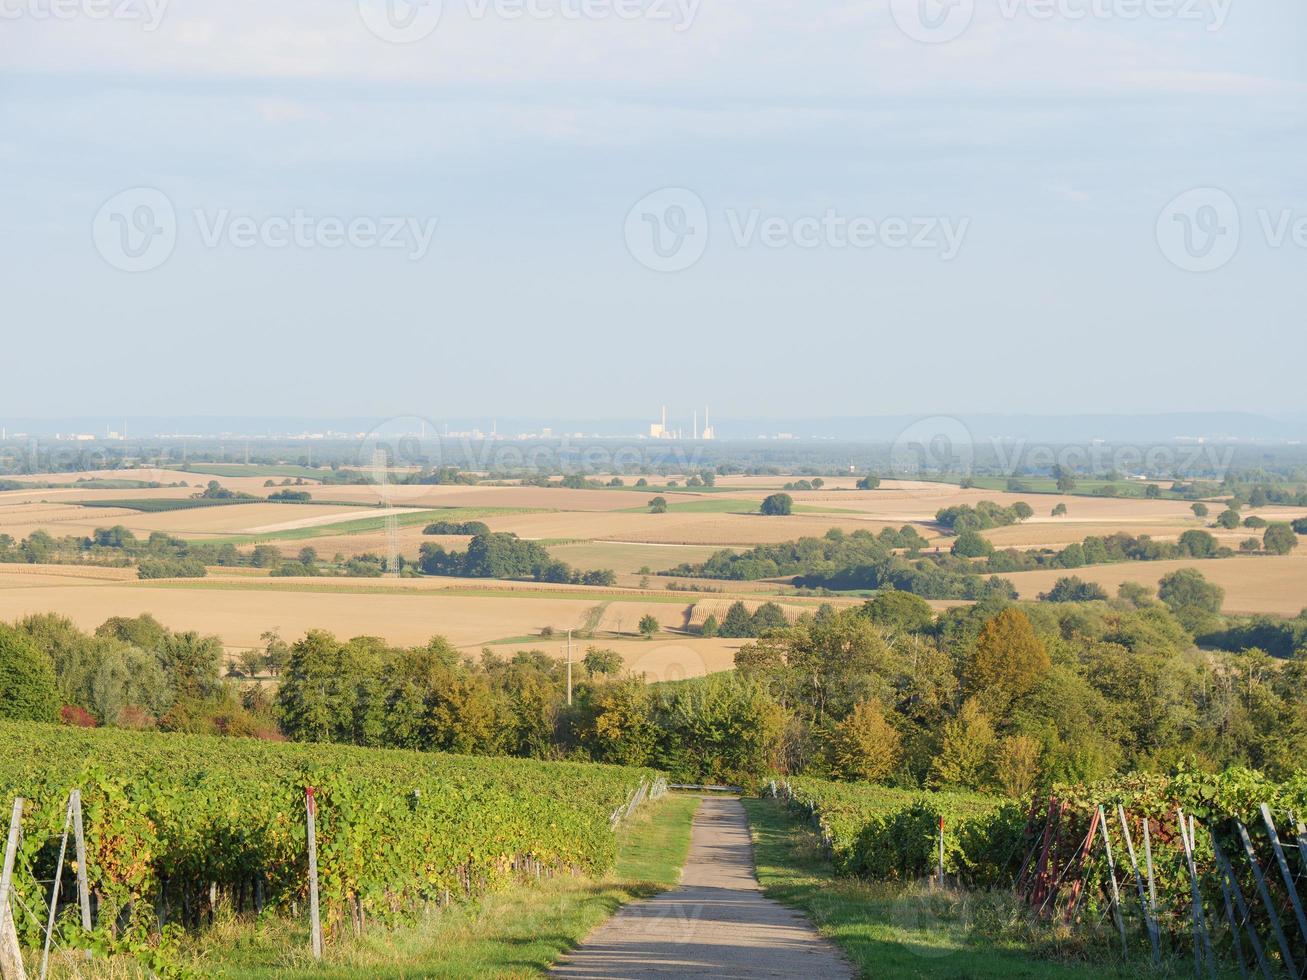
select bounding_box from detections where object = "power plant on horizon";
[648,406,716,440]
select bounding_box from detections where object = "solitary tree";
[1191,502,1209,519]
[760,493,793,516]
[1051,503,1068,517]
[638,615,660,639]
[1158,568,1225,614]
[1263,523,1299,556]
[855,475,881,490]
[583,647,624,677]
[648,496,668,514]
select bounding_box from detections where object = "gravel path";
[552,796,853,979]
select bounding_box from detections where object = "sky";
[1,0,1304,421]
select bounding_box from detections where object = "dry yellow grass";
[1002,554,1307,616]
[299,483,650,512]
[483,635,744,681]
[0,581,601,648]
[595,601,694,633]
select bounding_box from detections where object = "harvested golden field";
[1002,554,1307,616]
[594,601,695,633]
[0,580,604,649]
[483,635,744,681]
[289,526,460,561]
[298,483,649,512]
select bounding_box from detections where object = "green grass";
[179,793,700,979]
[741,797,1139,980]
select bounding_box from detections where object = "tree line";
[5,566,1302,792]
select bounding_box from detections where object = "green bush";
[0,628,59,722]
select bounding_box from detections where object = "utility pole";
[566,630,573,706]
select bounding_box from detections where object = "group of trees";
[665,527,929,582]
[418,532,616,586]
[701,601,791,638]
[271,632,780,783]
[0,613,273,736]
[957,528,1236,572]
[936,500,1035,532]
[422,520,491,536]
[5,567,1307,792]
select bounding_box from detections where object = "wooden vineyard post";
[1142,817,1158,912]
[1258,803,1307,947]
[0,798,26,980]
[1211,830,1273,980]
[1236,819,1297,977]
[1116,805,1160,966]
[38,794,74,980]
[1211,830,1250,980]
[937,816,945,887]
[1096,806,1128,957]
[306,787,323,960]
[70,789,91,957]
[1178,812,1216,980]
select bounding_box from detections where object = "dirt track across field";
[552,797,852,979]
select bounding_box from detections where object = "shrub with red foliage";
[59,705,98,728]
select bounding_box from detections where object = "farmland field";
[2,467,1304,668]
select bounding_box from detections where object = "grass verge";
[741,797,1142,980]
[154,794,700,979]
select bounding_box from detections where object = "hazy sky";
[1,1,1304,419]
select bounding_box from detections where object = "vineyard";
[770,767,1307,976]
[0,721,660,968]
[769,777,1025,885]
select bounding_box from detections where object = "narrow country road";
[552,797,853,979]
